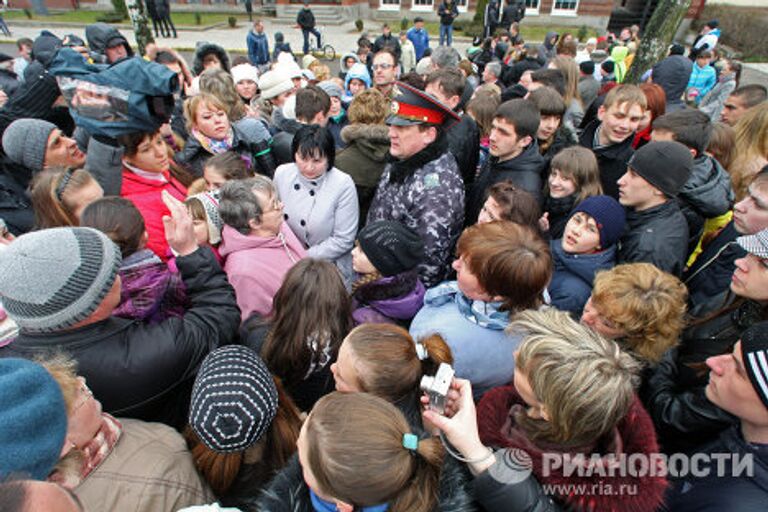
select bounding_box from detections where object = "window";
[525,0,539,15]
[379,0,400,10]
[412,0,434,12]
[551,0,579,15]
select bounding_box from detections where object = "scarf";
[52,413,123,489]
[424,281,509,330]
[309,488,389,512]
[192,127,234,155]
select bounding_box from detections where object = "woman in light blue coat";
[274,125,359,284]
[410,221,552,399]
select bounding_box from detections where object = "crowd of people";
[0,10,767,512]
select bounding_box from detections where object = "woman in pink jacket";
[118,129,191,260]
[218,176,306,321]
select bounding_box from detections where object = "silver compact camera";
[420,363,455,414]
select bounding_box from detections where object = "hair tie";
[55,168,76,201]
[415,343,429,361]
[402,433,419,452]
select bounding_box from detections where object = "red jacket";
[120,167,187,261]
[478,385,667,512]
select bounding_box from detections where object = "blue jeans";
[439,24,453,46]
[302,28,322,54]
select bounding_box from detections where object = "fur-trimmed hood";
[192,42,231,75]
[340,123,390,163]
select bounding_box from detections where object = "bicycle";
[305,26,336,61]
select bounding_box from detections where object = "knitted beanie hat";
[189,345,279,453]
[190,191,223,246]
[627,141,694,198]
[740,322,768,409]
[231,63,260,85]
[0,227,122,332]
[2,118,57,173]
[258,70,294,100]
[571,195,627,248]
[0,358,67,481]
[358,221,424,277]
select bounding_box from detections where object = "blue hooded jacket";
[247,29,270,66]
[549,240,616,317]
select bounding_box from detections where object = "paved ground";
[1,18,765,85]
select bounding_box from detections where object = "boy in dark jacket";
[438,0,459,47]
[617,141,694,277]
[684,167,768,316]
[579,84,646,199]
[0,197,241,429]
[466,98,545,224]
[296,0,321,56]
[663,321,768,511]
[651,109,734,251]
[247,19,270,69]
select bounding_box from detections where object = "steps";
[277,4,348,26]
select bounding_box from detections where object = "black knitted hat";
[358,221,424,277]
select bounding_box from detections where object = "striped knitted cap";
[0,227,121,333]
[189,346,279,453]
[741,322,768,410]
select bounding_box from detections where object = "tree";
[625,0,692,84]
[126,0,155,56]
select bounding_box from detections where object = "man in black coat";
[684,167,768,316]
[466,98,545,224]
[425,67,479,188]
[373,23,401,61]
[617,141,694,277]
[296,0,321,56]
[0,197,241,429]
[579,84,646,199]
[663,322,768,512]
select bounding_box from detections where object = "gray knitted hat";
[189,345,279,453]
[0,227,122,333]
[1,119,58,173]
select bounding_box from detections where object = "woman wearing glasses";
[218,175,307,321]
[38,355,213,512]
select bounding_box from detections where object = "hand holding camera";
[421,376,495,474]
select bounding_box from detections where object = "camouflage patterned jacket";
[366,139,465,288]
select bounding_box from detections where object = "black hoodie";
[466,141,546,224]
[85,23,134,63]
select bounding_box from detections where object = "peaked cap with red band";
[386,81,461,128]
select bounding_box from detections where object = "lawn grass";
[2,10,255,27]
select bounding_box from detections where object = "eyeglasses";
[262,197,284,214]
[372,63,394,71]
[72,379,94,414]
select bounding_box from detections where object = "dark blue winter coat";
[549,240,616,316]
[662,424,768,512]
[247,29,270,66]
